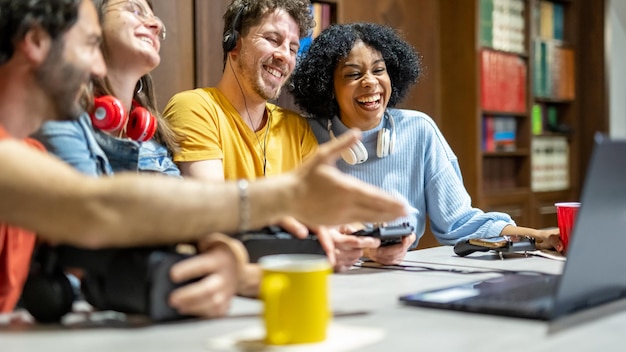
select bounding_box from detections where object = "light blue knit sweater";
[309,108,514,246]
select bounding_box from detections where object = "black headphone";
[21,245,76,323]
[222,2,248,52]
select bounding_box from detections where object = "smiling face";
[37,0,106,120]
[333,41,392,131]
[235,9,300,101]
[100,0,162,74]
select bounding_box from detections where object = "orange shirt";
[0,124,43,312]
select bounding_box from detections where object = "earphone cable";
[229,59,269,175]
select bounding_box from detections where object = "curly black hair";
[289,22,422,119]
[0,0,81,65]
[222,0,314,66]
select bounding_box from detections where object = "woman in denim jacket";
[34,112,179,177]
[34,0,179,178]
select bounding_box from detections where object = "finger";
[335,265,351,273]
[402,233,417,247]
[174,291,231,318]
[278,217,309,238]
[169,253,219,283]
[169,274,227,316]
[356,236,381,248]
[334,234,380,249]
[337,223,362,234]
[372,245,406,265]
[539,234,563,252]
[334,247,363,267]
[176,295,231,318]
[348,188,407,223]
[551,235,563,252]
[310,226,336,266]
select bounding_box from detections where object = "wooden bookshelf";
[150,0,608,245]
[437,0,607,230]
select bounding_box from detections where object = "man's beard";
[237,52,287,101]
[35,40,89,121]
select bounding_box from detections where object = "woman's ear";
[19,25,52,65]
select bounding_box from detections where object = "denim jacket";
[33,113,180,178]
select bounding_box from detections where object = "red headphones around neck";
[89,95,157,142]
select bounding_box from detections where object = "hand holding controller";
[352,223,415,246]
[235,226,325,263]
[454,236,536,258]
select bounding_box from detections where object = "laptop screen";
[399,137,626,320]
[552,136,626,318]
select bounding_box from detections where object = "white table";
[1,246,624,352]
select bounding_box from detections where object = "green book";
[479,0,494,47]
[532,103,543,135]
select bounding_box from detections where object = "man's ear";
[19,26,52,65]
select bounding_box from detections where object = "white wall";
[607,0,626,138]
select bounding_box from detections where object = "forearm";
[45,174,293,248]
[2,131,409,248]
[0,140,291,248]
[500,225,538,237]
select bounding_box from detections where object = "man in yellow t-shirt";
[164,87,317,181]
[163,0,318,182]
[163,0,381,271]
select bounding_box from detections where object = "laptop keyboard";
[477,278,556,301]
[458,274,559,316]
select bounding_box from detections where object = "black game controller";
[454,236,536,257]
[352,223,414,246]
[235,226,326,263]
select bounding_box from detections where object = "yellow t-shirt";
[163,87,318,180]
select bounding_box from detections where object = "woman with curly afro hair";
[290,22,562,265]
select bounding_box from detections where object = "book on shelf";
[298,2,333,58]
[483,115,517,152]
[531,103,559,135]
[534,0,565,41]
[531,135,569,192]
[479,0,526,54]
[532,41,575,99]
[480,49,527,113]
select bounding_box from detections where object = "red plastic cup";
[555,202,581,253]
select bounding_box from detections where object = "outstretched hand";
[288,129,407,226]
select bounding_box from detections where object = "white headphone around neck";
[328,113,396,165]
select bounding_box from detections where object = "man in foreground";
[0,0,406,316]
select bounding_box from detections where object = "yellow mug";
[259,254,332,345]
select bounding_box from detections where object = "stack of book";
[534,0,565,41]
[531,136,569,191]
[533,42,575,100]
[483,115,517,152]
[480,50,528,113]
[480,0,526,54]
